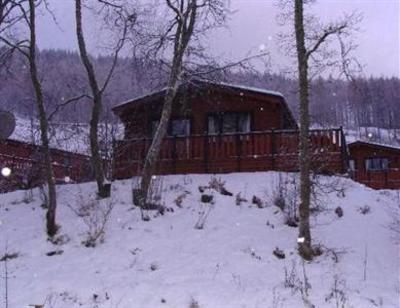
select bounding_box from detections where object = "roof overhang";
[348,140,400,153]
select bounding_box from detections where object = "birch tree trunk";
[294,0,313,260]
[139,0,198,214]
[75,0,107,198]
[28,0,58,237]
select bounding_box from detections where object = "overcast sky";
[37,0,399,78]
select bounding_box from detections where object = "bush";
[273,247,285,259]
[189,298,200,308]
[235,192,247,206]
[208,176,233,196]
[67,193,115,248]
[270,174,299,227]
[0,252,19,262]
[358,205,371,215]
[335,207,343,218]
[252,195,264,208]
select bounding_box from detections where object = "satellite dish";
[0,110,16,140]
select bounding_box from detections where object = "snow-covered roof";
[200,80,284,98]
[113,88,168,110]
[112,79,284,113]
[344,127,400,150]
[348,140,400,151]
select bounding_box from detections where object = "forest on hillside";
[1,49,399,130]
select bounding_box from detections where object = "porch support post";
[339,126,348,174]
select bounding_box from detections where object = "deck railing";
[113,128,347,179]
[0,152,92,193]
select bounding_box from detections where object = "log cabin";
[348,141,400,189]
[0,138,93,193]
[112,79,347,179]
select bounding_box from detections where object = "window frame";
[207,111,252,135]
[364,157,389,171]
[169,118,191,137]
[149,118,192,137]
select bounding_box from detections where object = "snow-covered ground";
[1,172,399,308]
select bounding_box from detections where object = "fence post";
[203,135,209,173]
[271,129,276,170]
[236,133,242,172]
[384,170,388,188]
[172,136,177,174]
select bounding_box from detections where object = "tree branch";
[47,94,92,122]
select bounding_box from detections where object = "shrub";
[235,192,247,206]
[67,193,115,248]
[208,176,233,196]
[273,247,285,259]
[252,195,264,208]
[270,173,299,226]
[334,207,343,218]
[189,298,200,308]
[358,205,371,215]
[0,252,19,262]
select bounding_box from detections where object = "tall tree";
[289,0,361,260]
[0,0,92,237]
[138,0,227,216]
[75,0,131,198]
[27,0,59,236]
[0,0,61,237]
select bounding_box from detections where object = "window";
[64,156,72,167]
[170,119,190,136]
[365,157,389,171]
[208,112,251,135]
[150,119,191,137]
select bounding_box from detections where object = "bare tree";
[0,1,59,236]
[278,0,361,260]
[75,0,132,198]
[0,0,26,67]
[0,0,95,237]
[137,0,227,214]
[26,0,59,236]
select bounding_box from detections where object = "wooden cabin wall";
[349,144,400,171]
[121,90,290,138]
[349,144,400,189]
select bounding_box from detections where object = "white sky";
[36,0,400,77]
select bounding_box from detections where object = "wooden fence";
[0,151,93,193]
[113,128,347,179]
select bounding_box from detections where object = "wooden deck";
[0,139,93,193]
[113,128,347,179]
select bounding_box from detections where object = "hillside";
[1,172,399,308]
